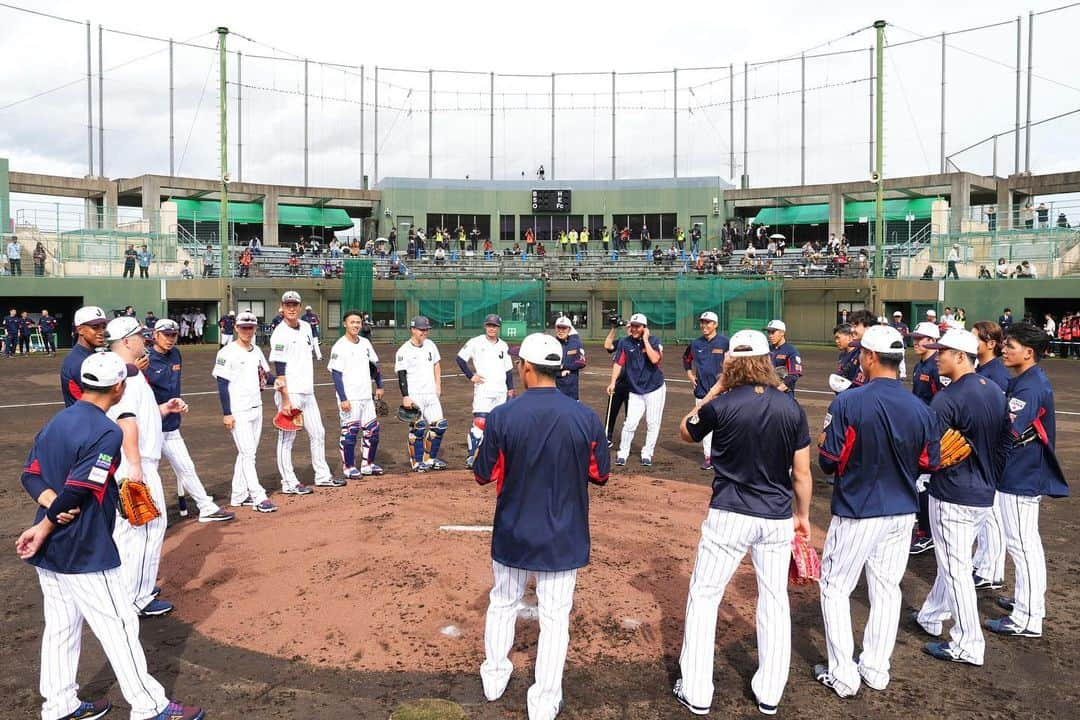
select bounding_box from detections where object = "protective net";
[616,277,783,341]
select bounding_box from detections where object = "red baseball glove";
[789,534,821,585]
[273,408,304,432]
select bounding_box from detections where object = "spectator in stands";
[350,239,361,257]
[857,249,869,277]
[364,239,374,255]
[619,225,630,252]
[388,227,398,255]
[329,238,341,259]
[310,264,324,278]
[720,237,733,259]
[745,243,757,262]
[695,253,706,274]
[995,257,1009,278]
[137,244,153,278]
[558,229,568,254]
[1057,212,1069,228]
[580,226,590,255]
[765,259,776,279]
[407,238,417,259]
[483,238,494,259]
[456,225,467,253]
[1022,260,1038,278]
[389,257,401,279]
[511,242,522,256]
[310,236,322,255]
[238,248,252,277]
[945,244,960,279]
[640,225,652,253]
[652,247,664,265]
[537,242,547,257]
[122,243,136,278]
[776,236,786,257]
[740,252,753,273]
[202,244,215,278]
[525,227,536,254]
[1037,202,1050,228]
[32,241,46,276]
[978,264,992,279]
[1021,201,1035,228]
[434,246,447,265]
[247,235,262,255]
[296,236,307,254]
[986,205,997,232]
[287,252,300,276]
[569,267,581,281]
[180,260,194,279]
[766,238,777,257]
[921,264,934,280]
[469,226,481,252]
[568,227,579,254]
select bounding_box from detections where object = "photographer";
[603,314,631,447]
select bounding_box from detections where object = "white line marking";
[439,525,493,533]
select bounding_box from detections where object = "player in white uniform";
[213,311,278,513]
[269,290,345,494]
[456,314,514,468]
[328,309,385,477]
[105,317,187,618]
[394,315,448,472]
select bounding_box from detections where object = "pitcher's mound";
[161,471,798,672]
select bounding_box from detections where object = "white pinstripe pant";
[973,493,1006,583]
[998,491,1046,634]
[678,508,794,709]
[819,513,913,695]
[918,497,988,663]
[481,560,577,720]
[36,566,168,720]
[161,429,220,517]
[618,384,666,460]
[229,405,269,506]
[275,390,332,488]
[112,459,167,612]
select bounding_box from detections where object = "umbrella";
[769,233,786,240]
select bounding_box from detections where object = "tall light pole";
[217,27,229,279]
[874,20,886,278]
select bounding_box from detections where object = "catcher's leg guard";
[424,418,449,465]
[361,419,380,469]
[339,421,361,469]
[408,419,428,469]
[466,414,487,468]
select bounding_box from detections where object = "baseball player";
[829,323,860,394]
[553,316,586,400]
[971,320,1010,590]
[17,351,205,720]
[682,310,729,470]
[914,329,1010,666]
[973,320,1010,392]
[456,314,514,469]
[889,310,910,342]
[213,311,277,513]
[602,322,631,448]
[18,310,35,355]
[38,308,57,356]
[105,316,187,617]
[60,306,108,406]
[607,313,665,467]
[909,320,943,555]
[985,322,1070,638]
[815,324,939,698]
[270,290,345,493]
[674,329,812,717]
[147,319,235,522]
[329,309,385,477]
[764,320,803,397]
[395,315,449,472]
[474,333,610,720]
[302,305,321,341]
[219,310,236,345]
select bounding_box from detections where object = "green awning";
[752,198,935,226]
[171,198,354,230]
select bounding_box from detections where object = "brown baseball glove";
[373,397,390,417]
[273,408,304,432]
[938,427,973,469]
[119,479,161,527]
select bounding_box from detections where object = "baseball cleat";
[429,458,448,470]
[700,458,713,471]
[342,466,363,479]
[758,701,778,716]
[150,585,161,598]
[671,679,709,716]
[972,573,1004,590]
[57,698,112,720]
[984,616,1041,637]
[413,462,432,473]
[607,438,614,449]
[615,457,627,466]
[232,496,256,507]
[995,596,1015,612]
[139,599,175,617]
[812,663,856,698]
[361,463,385,476]
[151,702,205,720]
[909,534,935,555]
[282,483,314,495]
[198,509,236,523]
[253,499,278,513]
[465,457,475,469]
[314,477,347,487]
[640,457,653,467]
[909,611,943,637]
[923,641,982,665]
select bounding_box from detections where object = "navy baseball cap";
[410,315,432,330]
[484,314,502,327]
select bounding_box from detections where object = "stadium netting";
[616,277,783,341]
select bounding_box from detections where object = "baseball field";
[1,342,1077,719]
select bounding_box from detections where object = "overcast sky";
[2,0,1078,218]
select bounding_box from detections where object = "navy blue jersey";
[820,378,940,518]
[911,353,941,404]
[3,315,19,337]
[770,341,803,393]
[556,334,587,399]
[20,401,123,574]
[60,343,95,407]
[837,347,864,387]
[144,315,157,330]
[18,317,33,336]
[683,333,729,398]
[38,316,57,334]
[976,356,1010,392]
[929,373,1011,507]
[613,334,665,394]
[148,346,183,432]
[219,315,236,334]
[686,384,810,519]
[302,311,320,337]
[473,387,610,572]
[1001,365,1068,497]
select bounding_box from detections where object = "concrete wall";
[943,278,1080,323]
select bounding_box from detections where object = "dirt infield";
[1,341,1078,719]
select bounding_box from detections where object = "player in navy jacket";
[908,320,942,555]
[17,351,204,720]
[914,329,1011,666]
[682,310,729,470]
[814,325,939,699]
[764,320,802,397]
[985,322,1069,639]
[38,308,58,356]
[553,316,586,399]
[3,308,19,357]
[60,306,108,407]
[973,320,1010,392]
[474,333,609,720]
[608,313,666,466]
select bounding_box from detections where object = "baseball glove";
[938,427,973,469]
[373,397,390,417]
[118,478,161,527]
[273,408,304,432]
[789,534,821,586]
[775,365,789,380]
[397,404,422,423]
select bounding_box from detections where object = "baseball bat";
[605,390,614,435]
[177,482,188,517]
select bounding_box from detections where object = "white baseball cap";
[628,313,648,326]
[699,311,719,323]
[911,321,941,340]
[74,305,107,327]
[928,328,978,356]
[282,291,302,304]
[554,316,573,328]
[893,311,903,317]
[153,318,179,334]
[104,316,144,343]
[235,311,259,327]
[515,333,563,367]
[80,351,137,389]
[925,309,938,318]
[728,329,770,357]
[828,373,853,393]
[764,319,786,333]
[858,325,906,354]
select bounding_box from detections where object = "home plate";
[439,524,493,533]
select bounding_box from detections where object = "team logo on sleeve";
[87,452,114,485]
[823,412,832,429]
[274,344,285,352]
[940,376,952,387]
[216,357,227,366]
[1008,397,1026,413]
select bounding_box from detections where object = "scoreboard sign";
[531,189,571,213]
